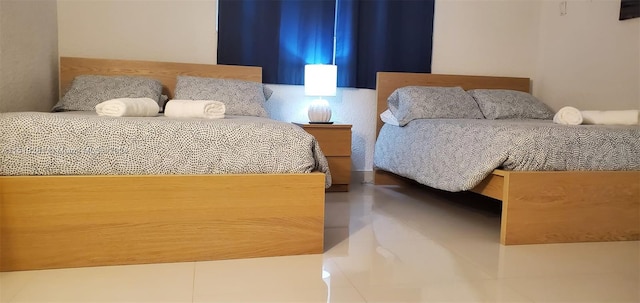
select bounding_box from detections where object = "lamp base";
[308,121,334,124]
[307,98,332,123]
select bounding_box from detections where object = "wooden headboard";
[59,57,262,99]
[375,72,531,136]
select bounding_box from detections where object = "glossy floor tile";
[1,182,638,302]
[1,262,194,302]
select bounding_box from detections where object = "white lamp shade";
[304,64,337,97]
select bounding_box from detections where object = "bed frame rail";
[480,170,639,244]
[0,173,325,271]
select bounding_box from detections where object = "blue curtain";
[218,0,336,85]
[336,0,435,88]
[217,0,435,88]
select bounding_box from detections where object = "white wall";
[57,0,217,64]
[56,0,640,176]
[265,85,377,175]
[0,0,58,113]
[433,0,639,111]
[534,0,639,111]
[432,0,540,78]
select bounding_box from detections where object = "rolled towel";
[581,110,639,126]
[164,100,226,119]
[553,106,583,125]
[95,98,159,117]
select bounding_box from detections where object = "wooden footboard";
[494,170,640,245]
[375,169,640,245]
[0,173,325,271]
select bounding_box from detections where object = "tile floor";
[1,182,638,302]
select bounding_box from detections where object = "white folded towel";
[164,100,226,119]
[553,106,583,125]
[581,110,639,126]
[95,98,160,117]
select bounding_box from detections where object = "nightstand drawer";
[327,156,351,184]
[293,122,352,192]
[304,128,351,156]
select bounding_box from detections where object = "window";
[218,0,435,89]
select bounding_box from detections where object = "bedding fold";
[95,98,159,117]
[553,106,583,125]
[164,100,225,119]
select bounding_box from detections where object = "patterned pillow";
[388,86,484,126]
[174,76,269,117]
[52,75,163,112]
[468,89,554,120]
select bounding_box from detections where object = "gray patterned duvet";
[374,119,640,192]
[0,112,331,187]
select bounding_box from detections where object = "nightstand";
[294,123,352,192]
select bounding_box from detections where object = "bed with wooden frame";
[0,57,326,272]
[374,72,639,245]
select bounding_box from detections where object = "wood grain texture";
[327,157,351,185]
[373,71,639,245]
[470,173,505,201]
[501,171,640,245]
[294,124,352,156]
[294,123,352,192]
[60,57,262,98]
[0,173,325,271]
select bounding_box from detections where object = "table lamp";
[304,64,337,123]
